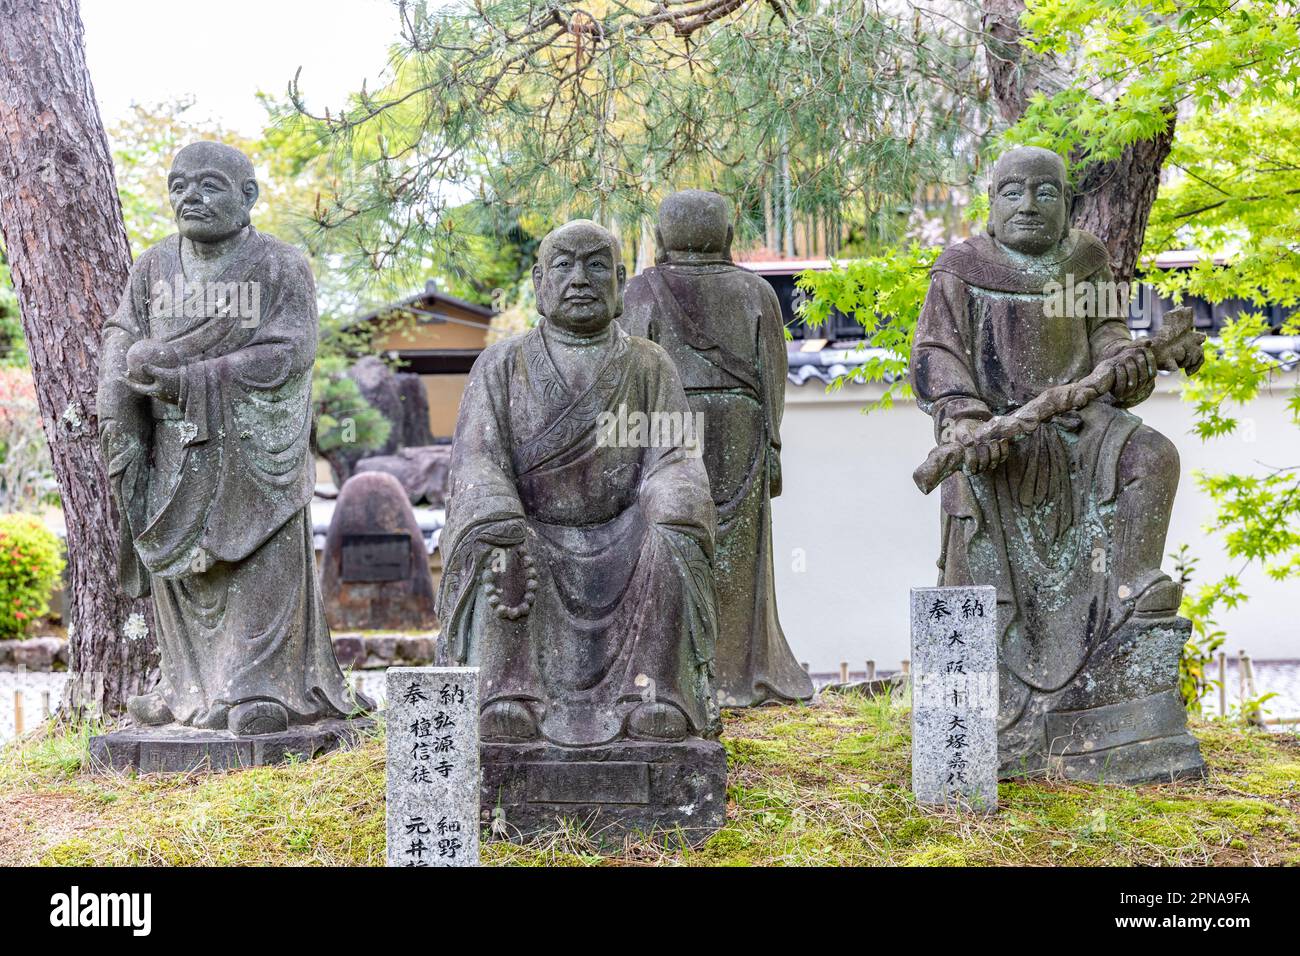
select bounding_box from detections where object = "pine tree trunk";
[0,0,156,717]
[982,0,1175,285]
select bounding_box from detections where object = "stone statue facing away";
[96,142,365,753]
[438,219,726,842]
[622,189,812,707]
[910,146,1208,783]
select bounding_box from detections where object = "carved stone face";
[167,142,258,243]
[988,148,1068,256]
[532,221,626,334]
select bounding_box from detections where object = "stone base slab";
[1000,615,1206,784]
[480,738,727,847]
[1050,732,1206,784]
[88,718,375,774]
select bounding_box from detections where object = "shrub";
[0,366,56,511]
[0,513,64,639]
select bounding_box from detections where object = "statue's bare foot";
[229,701,289,736]
[626,701,687,742]
[191,703,231,730]
[127,693,172,727]
[1129,571,1182,617]
[480,701,538,742]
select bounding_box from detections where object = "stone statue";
[622,189,812,707]
[910,146,1207,783]
[438,219,726,841]
[96,142,365,744]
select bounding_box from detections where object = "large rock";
[397,373,434,447]
[320,472,438,632]
[355,445,453,507]
[334,359,437,483]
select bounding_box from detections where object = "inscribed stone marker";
[910,585,998,811]
[386,667,479,866]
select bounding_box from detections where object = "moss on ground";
[1,694,1296,866]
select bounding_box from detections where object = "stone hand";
[768,447,782,498]
[949,418,1011,476]
[126,363,182,404]
[1164,337,1206,377]
[1110,343,1156,400]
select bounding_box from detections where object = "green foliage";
[1146,101,1300,308]
[311,355,391,458]
[282,0,991,283]
[0,258,28,368]
[1171,545,1225,713]
[1010,1,1299,168]
[794,244,937,406]
[0,513,63,639]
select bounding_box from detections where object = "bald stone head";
[168,141,259,243]
[656,189,733,262]
[987,146,1070,255]
[532,219,626,334]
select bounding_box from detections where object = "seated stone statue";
[437,219,721,747]
[910,146,1206,781]
[97,142,363,739]
[622,189,812,707]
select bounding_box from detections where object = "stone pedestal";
[1001,615,1205,784]
[480,739,727,846]
[88,718,374,774]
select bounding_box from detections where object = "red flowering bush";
[0,513,64,638]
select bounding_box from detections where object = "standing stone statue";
[96,142,365,749]
[622,190,812,707]
[438,219,726,842]
[910,146,1207,783]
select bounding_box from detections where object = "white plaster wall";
[771,374,1300,671]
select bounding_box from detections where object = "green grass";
[1,694,1297,866]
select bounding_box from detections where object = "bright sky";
[81,0,404,134]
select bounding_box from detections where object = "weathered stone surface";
[96,141,367,740]
[355,444,453,507]
[321,472,438,632]
[911,586,998,811]
[481,738,726,846]
[88,718,373,773]
[397,373,434,448]
[1023,616,1205,783]
[622,190,811,708]
[909,146,1206,785]
[330,633,438,670]
[332,634,367,670]
[439,220,724,844]
[9,636,63,670]
[386,667,479,866]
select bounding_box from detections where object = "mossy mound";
[2,694,1296,866]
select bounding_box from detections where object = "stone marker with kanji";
[386,667,479,867]
[911,585,998,812]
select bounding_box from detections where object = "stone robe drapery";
[910,231,1152,758]
[97,229,356,725]
[436,321,720,746]
[622,261,812,706]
